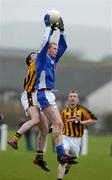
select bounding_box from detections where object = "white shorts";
[21,91,39,112]
[63,135,81,157]
[37,90,57,109]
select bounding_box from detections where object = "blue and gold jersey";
[35,27,67,90]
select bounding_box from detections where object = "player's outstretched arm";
[37,14,52,59]
[36,14,52,71]
[55,18,67,63]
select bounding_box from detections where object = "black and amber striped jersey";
[24,61,36,93]
[61,104,97,137]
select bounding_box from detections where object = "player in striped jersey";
[8,52,50,172]
[57,90,97,180]
[24,52,36,93]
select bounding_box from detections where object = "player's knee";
[54,120,63,129]
[53,124,62,135]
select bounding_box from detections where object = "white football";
[48,9,61,24]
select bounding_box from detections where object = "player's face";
[30,53,36,63]
[68,92,79,106]
[48,44,58,58]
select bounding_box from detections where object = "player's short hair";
[68,90,79,97]
[26,52,35,66]
[49,42,57,49]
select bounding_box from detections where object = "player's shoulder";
[30,61,36,70]
[78,105,97,120]
[78,104,91,113]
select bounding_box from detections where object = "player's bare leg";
[42,105,76,165]
[57,148,78,179]
[43,105,63,144]
[57,163,67,180]
[8,106,40,149]
[33,112,50,172]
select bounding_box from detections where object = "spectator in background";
[18,117,33,151]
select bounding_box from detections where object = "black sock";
[36,151,43,160]
[13,132,22,140]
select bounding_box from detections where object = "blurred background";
[0,0,112,134]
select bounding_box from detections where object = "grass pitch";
[0,134,112,180]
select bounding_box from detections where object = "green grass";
[0,134,112,180]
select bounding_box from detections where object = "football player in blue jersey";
[34,14,76,165]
